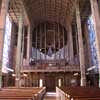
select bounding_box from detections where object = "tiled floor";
[43,92,57,100]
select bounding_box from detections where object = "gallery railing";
[21,60,80,72]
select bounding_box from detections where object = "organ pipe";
[63,27,65,61]
[58,24,60,66]
[54,23,56,60]
[40,24,42,64]
[45,23,47,60]
[36,28,38,61]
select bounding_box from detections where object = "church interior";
[0,0,100,100]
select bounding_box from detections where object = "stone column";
[90,0,100,87]
[0,0,9,88]
[15,11,24,87]
[66,16,74,64]
[68,23,74,64]
[21,26,25,68]
[75,24,79,56]
[76,1,86,86]
[27,25,31,64]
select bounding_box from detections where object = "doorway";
[45,74,56,92]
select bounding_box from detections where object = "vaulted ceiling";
[22,0,74,27]
[8,0,91,27]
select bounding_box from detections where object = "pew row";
[0,87,46,100]
[56,87,100,100]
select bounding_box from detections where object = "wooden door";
[45,75,56,92]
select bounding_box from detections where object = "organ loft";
[0,0,100,100]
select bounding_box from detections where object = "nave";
[43,92,56,100]
[1,0,100,100]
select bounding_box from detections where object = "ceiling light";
[74,73,79,76]
[15,78,19,81]
[12,73,16,77]
[87,66,96,71]
[49,64,52,66]
[23,73,27,77]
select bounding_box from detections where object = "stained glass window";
[87,15,98,73]
[2,14,12,73]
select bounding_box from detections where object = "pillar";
[75,24,79,56]
[21,26,25,67]
[68,23,74,64]
[66,16,74,64]
[15,11,24,87]
[90,0,100,87]
[27,25,31,64]
[76,0,86,86]
[0,0,9,88]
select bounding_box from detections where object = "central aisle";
[43,92,57,100]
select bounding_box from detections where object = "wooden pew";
[0,87,46,100]
[56,87,100,100]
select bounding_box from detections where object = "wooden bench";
[56,87,100,100]
[0,87,46,100]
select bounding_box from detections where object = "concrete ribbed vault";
[8,0,90,27]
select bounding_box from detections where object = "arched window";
[58,79,62,87]
[2,14,12,73]
[39,79,43,87]
[87,15,98,72]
